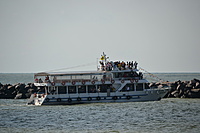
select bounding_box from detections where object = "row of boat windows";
[46,83,150,94]
[48,84,113,94]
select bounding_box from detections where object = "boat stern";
[27,93,47,106]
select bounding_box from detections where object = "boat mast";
[101,52,109,64]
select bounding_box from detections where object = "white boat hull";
[27,88,169,106]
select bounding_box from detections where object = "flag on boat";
[100,56,105,60]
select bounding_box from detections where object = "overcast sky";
[0,0,200,73]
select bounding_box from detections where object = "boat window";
[71,75,91,80]
[78,86,86,93]
[95,75,103,80]
[37,86,46,93]
[97,85,111,92]
[55,75,71,80]
[72,75,78,79]
[49,87,56,94]
[58,86,67,94]
[136,83,143,91]
[145,83,150,89]
[121,84,134,92]
[88,85,96,93]
[81,75,91,79]
[113,73,122,78]
[68,86,76,94]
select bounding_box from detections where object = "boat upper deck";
[34,68,144,84]
[34,52,144,84]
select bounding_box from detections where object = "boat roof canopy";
[34,69,139,77]
[34,71,108,77]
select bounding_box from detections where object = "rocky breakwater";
[1,79,200,99]
[0,83,42,99]
[150,78,200,98]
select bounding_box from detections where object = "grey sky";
[0,0,200,73]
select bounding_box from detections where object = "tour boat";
[27,53,170,106]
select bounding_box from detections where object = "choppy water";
[0,73,200,132]
[0,98,199,133]
[0,73,34,84]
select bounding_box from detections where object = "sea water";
[0,73,200,133]
[0,98,199,133]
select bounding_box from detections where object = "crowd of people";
[35,76,50,83]
[99,60,138,71]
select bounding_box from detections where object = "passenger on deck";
[98,87,101,93]
[99,61,105,71]
[131,61,134,68]
[39,78,43,83]
[92,88,96,93]
[134,61,138,69]
[53,76,56,82]
[45,76,50,82]
[106,62,112,71]
[121,61,126,70]
[127,86,130,92]
[117,62,122,70]
[35,78,39,83]
[139,72,143,79]
[133,72,139,77]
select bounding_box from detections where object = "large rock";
[155,78,200,98]
[187,89,200,98]
[14,93,23,99]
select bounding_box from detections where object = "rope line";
[44,62,96,72]
[139,66,166,82]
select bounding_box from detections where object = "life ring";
[71,81,76,85]
[111,79,115,84]
[135,79,139,83]
[61,81,66,86]
[82,80,85,85]
[77,97,81,101]
[126,96,131,100]
[51,82,55,86]
[57,98,61,102]
[130,79,134,83]
[112,96,118,100]
[121,80,124,83]
[96,96,101,101]
[101,79,105,84]
[87,97,92,101]
[91,81,95,85]
[46,98,50,102]
[68,98,72,102]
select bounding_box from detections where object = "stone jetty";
[150,78,200,98]
[0,83,38,99]
[0,79,200,99]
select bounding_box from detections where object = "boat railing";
[114,76,142,80]
[36,76,144,84]
[42,77,114,84]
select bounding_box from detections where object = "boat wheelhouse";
[27,53,170,105]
